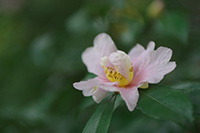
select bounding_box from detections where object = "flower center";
[100,51,134,87]
[103,65,134,87]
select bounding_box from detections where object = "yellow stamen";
[103,66,134,87]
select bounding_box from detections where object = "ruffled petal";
[92,88,108,103]
[82,48,106,78]
[130,42,176,86]
[128,44,145,61]
[73,77,117,103]
[141,46,176,83]
[145,62,176,84]
[147,41,155,51]
[98,78,119,92]
[73,78,101,96]
[129,42,155,75]
[94,33,117,57]
[99,84,119,92]
[92,82,139,111]
[82,33,117,77]
[118,87,139,111]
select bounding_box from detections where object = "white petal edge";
[93,33,117,57]
[118,87,139,111]
[92,88,108,103]
[73,78,101,96]
[81,33,117,77]
[128,44,145,60]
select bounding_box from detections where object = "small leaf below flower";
[82,94,117,133]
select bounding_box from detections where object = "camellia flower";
[73,33,176,111]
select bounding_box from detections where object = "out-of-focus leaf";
[137,85,194,129]
[110,110,185,133]
[82,73,96,81]
[155,12,189,44]
[30,33,54,67]
[173,82,200,115]
[79,98,95,111]
[83,95,116,133]
[194,115,200,131]
[66,9,90,34]
[119,21,144,45]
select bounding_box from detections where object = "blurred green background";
[0,0,200,132]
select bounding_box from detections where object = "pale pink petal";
[129,42,155,75]
[82,48,106,78]
[92,88,108,103]
[147,41,155,51]
[146,61,176,83]
[141,46,176,83]
[118,87,139,111]
[82,33,117,78]
[130,71,146,87]
[150,47,172,64]
[73,78,101,96]
[99,84,119,92]
[100,56,115,72]
[109,50,132,81]
[130,44,176,85]
[98,78,119,92]
[92,83,139,111]
[128,41,155,64]
[94,33,117,57]
[73,77,118,103]
[128,44,145,61]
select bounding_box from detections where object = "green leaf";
[83,95,117,133]
[173,82,200,115]
[137,85,194,129]
[194,114,200,131]
[83,73,96,81]
[114,94,124,110]
[155,12,189,44]
[79,97,95,112]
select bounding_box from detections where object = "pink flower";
[73,33,176,111]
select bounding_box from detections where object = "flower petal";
[147,41,155,51]
[99,84,119,92]
[129,42,155,75]
[73,78,101,96]
[98,77,119,92]
[93,83,139,111]
[94,33,117,57]
[109,50,132,81]
[128,44,145,61]
[130,43,176,85]
[118,87,139,111]
[146,62,176,83]
[82,48,106,78]
[82,33,117,77]
[142,46,176,83]
[73,77,118,103]
[92,88,108,103]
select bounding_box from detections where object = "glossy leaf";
[83,95,116,133]
[137,85,194,128]
[173,82,200,115]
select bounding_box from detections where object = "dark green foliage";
[137,85,194,129]
[0,0,200,132]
